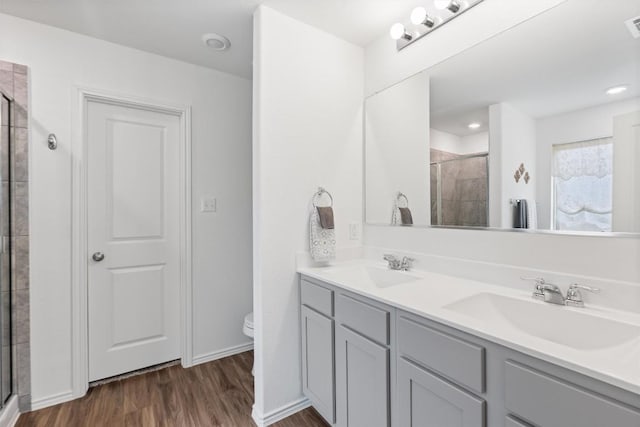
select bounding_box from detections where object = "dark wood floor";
[17,351,328,427]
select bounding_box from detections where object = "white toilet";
[243,312,255,375]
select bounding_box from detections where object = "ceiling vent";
[625,16,640,39]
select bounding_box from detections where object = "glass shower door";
[0,94,12,406]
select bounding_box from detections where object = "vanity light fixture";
[434,0,462,13]
[411,7,436,28]
[468,122,481,129]
[390,23,413,41]
[391,0,484,51]
[605,85,628,95]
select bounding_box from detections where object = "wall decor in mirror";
[364,0,640,234]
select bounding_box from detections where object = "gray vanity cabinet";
[301,306,335,424]
[299,275,640,427]
[335,293,392,427]
[335,325,390,427]
[300,279,336,424]
[397,358,485,427]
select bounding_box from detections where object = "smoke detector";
[202,33,231,51]
[625,16,640,39]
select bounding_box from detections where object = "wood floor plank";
[16,351,328,427]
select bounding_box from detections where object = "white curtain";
[552,138,613,232]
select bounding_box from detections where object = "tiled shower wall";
[430,148,488,227]
[0,60,31,411]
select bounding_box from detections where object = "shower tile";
[0,97,8,126]
[13,72,27,109]
[0,62,12,73]
[17,342,30,397]
[18,394,31,412]
[0,71,13,99]
[13,127,28,182]
[12,182,28,236]
[1,291,9,346]
[14,236,29,290]
[1,252,9,294]
[1,126,8,182]
[2,346,10,397]
[15,290,29,345]
[13,64,27,75]
[12,104,27,129]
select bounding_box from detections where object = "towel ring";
[313,187,334,208]
[396,192,409,208]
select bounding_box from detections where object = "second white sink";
[444,292,640,350]
[324,265,421,289]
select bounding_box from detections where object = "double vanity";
[298,260,640,427]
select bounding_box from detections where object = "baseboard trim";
[0,396,19,427]
[191,342,254,367]
[30,390,74,411]
[252,397,311,427]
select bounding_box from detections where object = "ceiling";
[0,0,420,78]
[429,0,640,136]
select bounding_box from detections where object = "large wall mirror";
[365,0,640,234]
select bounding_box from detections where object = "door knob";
[92,252,105,262]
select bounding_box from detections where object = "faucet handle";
[383,254,401,270]
[568,283,600,293]
[521,276,546,285]
[522,276,547,300]
[401,256,414,271]
[566,283,600,308]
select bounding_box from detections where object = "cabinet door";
[301,306,335,424]
[336,325,390,427]
[397,358,485,427]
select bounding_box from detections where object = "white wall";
[365,71,429,225]
[536,98,640,229]
[430,129,488,155]
[0,13,253,405]
[364,0,567,96]
[489,103,537,228]
[252,5,363,423]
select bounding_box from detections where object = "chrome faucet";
[522,277,600,307]
[384,254,414,271]
[522,277,565,305]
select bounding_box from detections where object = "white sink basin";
[324,265,421,289]
[444,292,640,350]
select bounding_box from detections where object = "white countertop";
[298,260,640,395]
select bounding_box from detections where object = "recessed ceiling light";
[202,33,231,51]
[468,122,481,129]
[606,85,628,95]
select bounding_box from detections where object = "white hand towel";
[310,208,336,262]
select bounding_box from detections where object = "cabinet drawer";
[397,315,485,393]
[505,360,640,427]
[336,293,389,345]
[301,278,333,317]
[505,415,532,427]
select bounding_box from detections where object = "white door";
[612,110,640,233]
[87,100,181,381]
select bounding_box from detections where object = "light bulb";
[411,7,436,27]
[390,23,410,41]
[434,0,461,13]
[468,122,481,130]
[606,85,628,95]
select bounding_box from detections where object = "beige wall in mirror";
[364,0,640,234]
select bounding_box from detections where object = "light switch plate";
[201,196,217,213]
